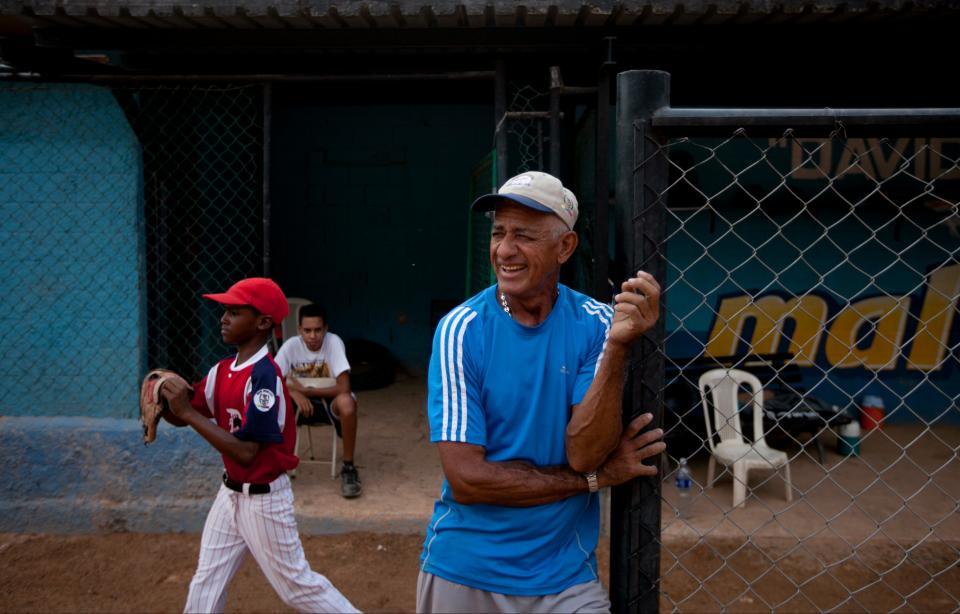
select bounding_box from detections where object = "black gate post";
[610,69,670,614]
[593,45,614,302]
[494,59,508,187]
[262,82,272,277]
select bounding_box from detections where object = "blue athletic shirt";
[420,284,614,596]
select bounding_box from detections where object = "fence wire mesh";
[118,84,264,383]
[0,82,263,417]
[470,79,549,298]
[634,123,960,612]
[505,81,548,173]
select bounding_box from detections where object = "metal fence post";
[549,66,562,177]
[611,69,671,614]
[593,49,614,302]
[262,82,272,277]
[494,59,508,186]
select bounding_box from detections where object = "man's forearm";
[442,413,665,508]
[565,342,628,473]
[449,459,589,507]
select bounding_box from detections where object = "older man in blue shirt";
[418,171,665,613]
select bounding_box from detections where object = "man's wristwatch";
[584,471,599,493]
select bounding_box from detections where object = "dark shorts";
[297,397,342,438]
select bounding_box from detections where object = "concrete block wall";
[0,417,220,533]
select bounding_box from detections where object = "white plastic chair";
[293,404,339,479]
[281,297,314,342]
[698,368,792,508]
[270,297,312,355]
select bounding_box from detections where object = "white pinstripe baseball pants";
[184,474,359,613]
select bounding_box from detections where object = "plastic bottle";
[837,420,861,456]
[675,457,692,519]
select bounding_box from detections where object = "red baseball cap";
[202,277,289,323]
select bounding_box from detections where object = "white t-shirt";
[275,333,351,380]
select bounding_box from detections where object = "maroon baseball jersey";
[191,345,299,483]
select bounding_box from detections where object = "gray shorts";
[416,570,611,614]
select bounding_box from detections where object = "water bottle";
[837,420,861,456]
[675,457,692,519]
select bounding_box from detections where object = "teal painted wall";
[0,83,145,417]
[271,104,493,367]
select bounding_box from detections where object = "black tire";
[345,338,397,391]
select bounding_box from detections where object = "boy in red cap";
[159,277,359,613]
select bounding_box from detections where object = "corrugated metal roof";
[2,0,957,29]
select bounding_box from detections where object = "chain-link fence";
[504,81,548,174]
[465,151,497,297]
[468,78,550,298]
[0,82,263,417]
[612,71,960,613]
[117,84,264,382]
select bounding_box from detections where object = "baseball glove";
[139,369,188,444]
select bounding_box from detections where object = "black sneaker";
[340,463,362,498]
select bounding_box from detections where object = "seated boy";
[275,303,362,498]
[158,277,358,613]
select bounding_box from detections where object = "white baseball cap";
[471,171,579,230]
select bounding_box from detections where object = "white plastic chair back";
[281,297,313,343]
[699,368,767,451]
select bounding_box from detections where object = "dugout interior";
[2,4,959,397]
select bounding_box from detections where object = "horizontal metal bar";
[0,70,496,83]
[505,111,552,120]
[651,107,960,135]
[557,85,598,96]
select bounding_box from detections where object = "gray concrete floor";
[661,423,960,546]
[290,372,960,554]
[290,371,441,535]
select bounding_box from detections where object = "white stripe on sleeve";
[438,306,468,441]
[584,298,613,320]
[582,301,613,375]
[204,363,219,414]
[275,375,286,430]
[456,311,478,443]
[445,308,471,441]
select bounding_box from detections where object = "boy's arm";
[285,374,310,394]
[161,379,207,427]
[298,333,352,399]
[295,371,350,399]
[160,411,187,427]
[160,377,260,466]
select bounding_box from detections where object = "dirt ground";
[2,531,958,613]
[0,532,600,613]
[0,532,422,613]
[3,375,958,612]
[660,535,960,612]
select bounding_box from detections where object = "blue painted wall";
[0,83,145,417]
[0,416,431,535]
[662,136,960,423]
